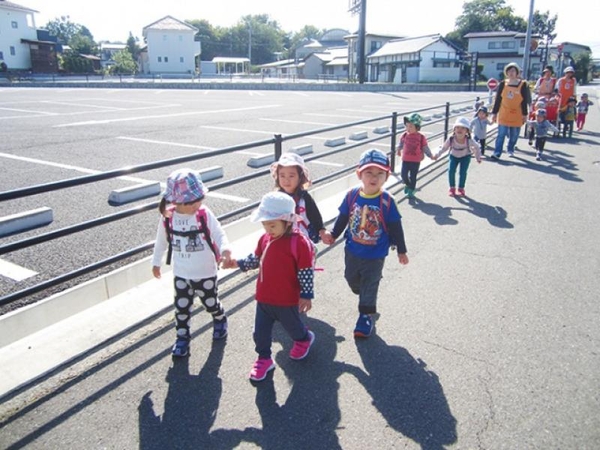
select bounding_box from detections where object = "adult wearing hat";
[557,66,577,125]
[534,65,556,99]
[490,62,531,159]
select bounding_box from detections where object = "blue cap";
[358,149,390,173]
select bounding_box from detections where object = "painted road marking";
[260,118,338,126]
[304,113,374,120]
[0,259,38,282]
[53,104,280,128]
[41,100,127,110]
[117,137,216,151]
[309,160,344,167]
[0,107,57,115]
[200,125,278,135]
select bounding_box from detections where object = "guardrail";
[0,98,478,308]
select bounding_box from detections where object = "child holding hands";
[434,117,482,197]
[270,152,325,243]
[322,149,409,338]
[397,113,433,198]
[223,192,315,382]
[152,168,231,357]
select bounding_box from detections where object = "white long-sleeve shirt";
[152,206,230,280]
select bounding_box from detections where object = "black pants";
[401,161,421,190]
[562,120,574,138]
[535,137,547,153]
[475,137,486,154]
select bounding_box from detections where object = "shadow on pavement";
[350,333,458,450]
[489,150,581,182]
[408,197,459,226]
[138,340,226,449]
[209,318,344,449]
[453,196,513,228]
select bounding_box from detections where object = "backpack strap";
[163,207,219,265]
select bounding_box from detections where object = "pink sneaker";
[448,187,456,197]
[289,330,315,360]
[457,188,466,196]
[249,358,275,381]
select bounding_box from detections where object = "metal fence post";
[274,134,283,161]
[390,112,398,172]
[444,102,450,141]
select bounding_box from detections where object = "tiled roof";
[143,15,198,33]
[368,34,444,58]
[0,0,38,13]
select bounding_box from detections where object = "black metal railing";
[0,98,477,306]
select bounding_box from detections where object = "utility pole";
[248,21,252,67]
[348,0,367,84]
[522,0,535,80]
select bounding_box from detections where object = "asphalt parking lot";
[0,87,476,305]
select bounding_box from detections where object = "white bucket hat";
[563,66,575,74]
[250,191,298,223]
[453,117,471,130]
[270,152,310,182]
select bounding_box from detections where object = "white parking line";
[206,191,248,202]
[117,137,216,151]
[309,160,344,167]
[0,259,38,281]
[305,113,373,120]
[201,125,278,135]
[53,104,280,128]
[0,107,57,115]
[0,152,152,184]
[260,118,338,126]
[41,100,126,111]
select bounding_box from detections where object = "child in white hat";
[152,168,232,357]
[434,117,482,197]
[223,191,315,382]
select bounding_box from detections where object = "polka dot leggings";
[173,276,225,341]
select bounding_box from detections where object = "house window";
[488,42,499,49]
[370,41,382,52]
[158,56,162,62]
[502,41,515,49]
[163,35,167,41]
[164,56,169,63]
[496,63,505,71]
[434,61,450,68]
[179,35,183,42]
[180,57,184,63]
[10,46,16,56]
[12,21,18,29]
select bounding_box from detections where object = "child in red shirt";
[224,192,315,382]
[397,113,433,199]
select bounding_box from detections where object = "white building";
[0,0,38,70]
[303,46,348,80]
[345,32,403,82]
[367,34,460,83]
[464,31,543,80]
[142,15,199,74]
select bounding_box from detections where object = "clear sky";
[20,0,600,55]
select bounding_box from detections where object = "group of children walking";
[152,148,408,381]
[151,84,592,381]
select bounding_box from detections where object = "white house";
[0,0,38,70]
[303,46,348,80]
[345,32,403,81]
[142,15,199,74]
[464,31,543,80]
[367,34,460,83]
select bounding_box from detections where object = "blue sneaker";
[354,314,373,338]
[213,317,228,340]
[172,338,190,357]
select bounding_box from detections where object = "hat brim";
[358,162,390,173]
[250,209,299,223]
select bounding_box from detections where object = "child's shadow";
[210,318,346,449]
[138,340,226,449]
[409,197,459,226]
[453,196,513,228]
[349,335,457,450]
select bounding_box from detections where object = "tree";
[532,10,558,67]
[573,52,592,85]
[445,0,527,49]
[110,50,137,75]
[286,25,324,60]
[69,33,98,55]
[60,50,94,73]
[126,32,141,60]
[45,16,80,44]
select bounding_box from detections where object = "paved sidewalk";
[1,96,599,449]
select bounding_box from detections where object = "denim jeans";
[494,125,521,156]
[448,154,471,188]
[253,302,308,359]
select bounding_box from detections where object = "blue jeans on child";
[344,248,385,315]
[253,302,308,359]
[494,125,521,156]
[448,154,471,188]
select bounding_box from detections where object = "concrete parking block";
[0,207,53,237]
